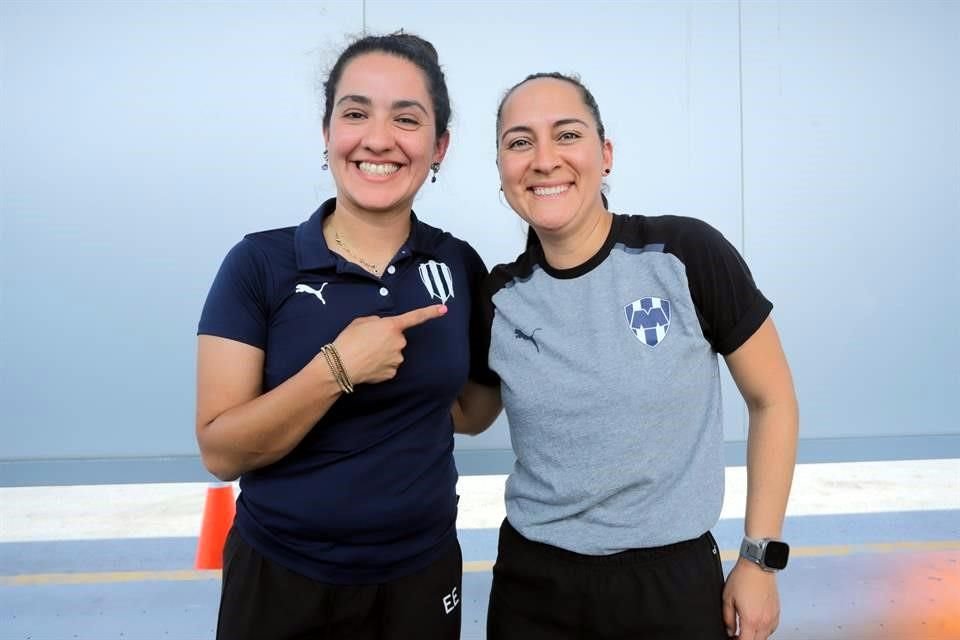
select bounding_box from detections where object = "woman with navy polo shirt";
[195,33,500,640]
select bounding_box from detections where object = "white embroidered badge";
[418,261,455,304]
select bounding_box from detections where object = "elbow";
[197,424,243,482]
[452,406,500,437]
[451,382,502,437]
[744,385,798,415]
[199,450,242,483]
[745,393,800,438]
[215,470,242,483]
[458,409,501,436]
[455,423,489,437]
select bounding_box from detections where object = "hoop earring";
[430,162,440,183]
[321,150,329,171]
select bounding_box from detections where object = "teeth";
[358,162,400,176]
[533,185,569,196]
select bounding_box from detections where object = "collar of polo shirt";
[295,198,443,272]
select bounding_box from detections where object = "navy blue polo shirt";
[198,198,495,584]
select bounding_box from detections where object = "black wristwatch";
[739,536,790,572]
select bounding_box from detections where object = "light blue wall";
[1,1,957,484]
[741,0,960,438]
[1,1,361,464]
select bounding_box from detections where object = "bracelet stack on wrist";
[320,344,354,394]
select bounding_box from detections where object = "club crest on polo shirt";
[625,297,671,347]
[419,260,455,304]
[295,282,328,304]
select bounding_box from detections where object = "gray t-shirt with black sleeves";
[483,213,772,555]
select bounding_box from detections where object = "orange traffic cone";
[194,482,236,570]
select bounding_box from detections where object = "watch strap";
[739,536,764,564]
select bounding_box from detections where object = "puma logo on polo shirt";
[295,283,328,304]
[514,328,541,352]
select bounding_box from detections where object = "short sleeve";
[463,242,500,386]
[197,237,271,349]
[678,221,772,355]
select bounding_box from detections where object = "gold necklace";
[334,230,383,275]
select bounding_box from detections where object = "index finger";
[392,304,448,331]
[722,597,737,637]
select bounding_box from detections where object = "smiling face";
[497,77,612,237]
[324,52,449,217]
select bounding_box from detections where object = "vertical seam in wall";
[737,0,746,255]
[361,0,367,35]
[737,0,748,440]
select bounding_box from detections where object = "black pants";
[487,519,727,640]
[217,528,463,640]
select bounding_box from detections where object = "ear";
[433,130,451,164]
[323,127,330,149]
[601,138,614,174]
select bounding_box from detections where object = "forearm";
[744,399,799,538]
[198,356,342,480]
[452,381,502,435]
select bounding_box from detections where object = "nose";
[531,142,560,174]
[362,116,394,154]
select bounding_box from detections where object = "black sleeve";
[463,242,500,386]
[675,219,772,355]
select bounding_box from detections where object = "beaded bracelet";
[325,344,354,393]
[320,344,354,394]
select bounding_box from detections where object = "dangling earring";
[603,168,611,176]
[430,162,440,183]
[321,149,329,171]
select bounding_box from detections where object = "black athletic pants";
[217,527,463,640]
[487,519,728,640]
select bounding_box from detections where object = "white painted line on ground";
[1,460,957,542]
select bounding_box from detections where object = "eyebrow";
[336,95,372,108]
[392,99,429,115]
[336,95,429,115]
[500,118,590,142]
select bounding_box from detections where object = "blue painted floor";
[2,464,960,639]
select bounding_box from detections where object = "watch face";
[764,541,790,570]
